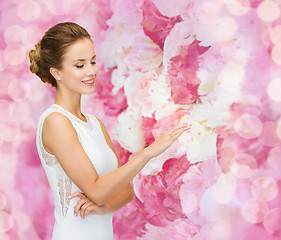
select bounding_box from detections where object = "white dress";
[36,104,118,240]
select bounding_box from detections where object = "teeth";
[84,80,94,83]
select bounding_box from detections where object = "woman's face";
[57,38,99,95]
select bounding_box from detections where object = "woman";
[29,22,190,240]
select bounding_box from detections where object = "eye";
[91,61,96,65]
[76,65,84,68]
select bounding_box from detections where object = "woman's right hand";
[69,192,110,219]
[144,123,191,159]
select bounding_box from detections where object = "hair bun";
[29,41,41,74]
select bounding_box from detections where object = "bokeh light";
[277,120,281,140]
[0,122,21,142]
[211,173,236,204]
[8,79,31,101]
[13,211,31,232]
[257,0,281,22]
[4,25,28,45]
[217,62,244,91]
[0,100,13,123]
[241,198,268,223]
[270,25,281,45]
[227,0,250,16]
[267,146,281,170]
[251,177,278,202]
[0,211,14,233]
[0,193,7,211]
[47,0,72,15]
[4,45,26,66]
[230,153,257,178]
[0,51,8,72]
[17,0,41,22]
[234,113,262,139]
[267,78,281,102]
[259,121,280,147]
[263,208,281,233]
[271,44,281,65]
[212,17,238,42]
[0,233,10,240]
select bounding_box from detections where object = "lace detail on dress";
[42,151,58,166]
[57,173,72,217]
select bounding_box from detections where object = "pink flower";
[124,71,155,117]
[91,0,113,30]
[150,0,191,18]
[112,140,132,165]
[91,66,127,117]
[133,156,191,227]
[141,0,182,50]
[142,114,157,146]
[179,158,221,226]
[163,20,195,67]
[138,219,199,240]
[167,42,209,105]
[113,196,147,240]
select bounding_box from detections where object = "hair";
[28,22,92,88]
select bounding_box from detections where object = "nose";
[86,63,98,77]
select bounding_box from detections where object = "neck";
[54,88,83,117]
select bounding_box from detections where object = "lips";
[82,78,95,86]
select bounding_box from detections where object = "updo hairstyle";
[29,22,91,87]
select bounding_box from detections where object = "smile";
[82,78,95,86]
[83,80,94,83]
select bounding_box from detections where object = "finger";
[170,126,190,139]
[174,123,191,131]
[74,198,88,216]
[68,191,85,200]
[85,205,98,216]
[168,123,190,134]
[85,208,91,217]
[168,123,191,137]
[80,202,94,219]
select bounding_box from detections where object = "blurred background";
[0,0,281,239]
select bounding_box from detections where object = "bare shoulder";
[42,112,77,154]
[44,112,76,133]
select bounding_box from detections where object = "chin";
[83,88,95,95]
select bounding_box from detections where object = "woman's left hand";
[68,192,110,219]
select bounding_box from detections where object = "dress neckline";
[53,104,88,124]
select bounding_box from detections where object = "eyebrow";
[75,55,96,62]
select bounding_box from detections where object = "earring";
[57,77,61,80]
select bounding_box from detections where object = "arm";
[43,112,189,206]
[97,118,134,210]
[70,184,134,218]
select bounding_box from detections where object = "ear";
[50,67,61,81]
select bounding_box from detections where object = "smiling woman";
[50,38,98,96]
[28,22,190,240]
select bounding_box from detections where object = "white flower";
[178,103,218,163]
[124,71,154,117]
[149,71,180,119]
[112,107,146,153]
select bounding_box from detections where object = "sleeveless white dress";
[36,104,118,240]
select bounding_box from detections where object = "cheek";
[69,69,85,80]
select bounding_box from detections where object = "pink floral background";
[1,0,281,239]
